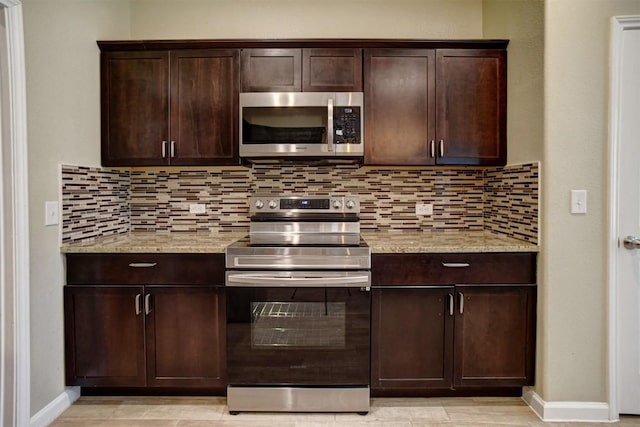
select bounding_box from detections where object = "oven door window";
[251,300,346,348]
[227,287,370,386]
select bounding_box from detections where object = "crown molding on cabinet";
[97,38,509,52]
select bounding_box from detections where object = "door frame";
[607,14,640,422]
[0,0,29,426]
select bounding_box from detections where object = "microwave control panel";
[334,107,362,144]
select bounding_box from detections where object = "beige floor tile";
[444,403,539,426]
[296,422,411,427]
[50,420,179,427]
[141,404,225,420]
[55,396,640,427]
[53,402,123,420]
[349,405,449,422]
[178,421,297,427]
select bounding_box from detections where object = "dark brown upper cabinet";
[364,48,506,166]
[241,48,362,92]
[101,49,239,166]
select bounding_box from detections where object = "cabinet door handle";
[430,140,435,158]
[448,293,454,316]
[144,293,152,315]
[442,262,470,268]
[439,139,445,157]
[128,262,157,268]
[170,140,176,158]
[327,98,334,152]
[458,292,465,314]
[162,141,167,158]
[135,293,142,315]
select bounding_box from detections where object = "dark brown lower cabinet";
[454,285,536,387]
[146,286,225,387]
[370,252,537,395]
[64,286,146,387]
[64,285,226,388]
[371,286,454,389]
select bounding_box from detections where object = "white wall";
[130,0,483,39]
[22,0,130,415]
[542,0,640,402]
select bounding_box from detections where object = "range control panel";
[250,196,360,214]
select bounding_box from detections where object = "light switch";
[45,201,59,226]
[571,190,587,214]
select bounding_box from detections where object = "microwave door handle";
[327,97,334,152]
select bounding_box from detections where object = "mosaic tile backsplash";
[61,166,130,242]
[61,162,539,244]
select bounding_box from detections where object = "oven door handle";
[226,272,371,287]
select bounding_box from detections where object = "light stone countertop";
[361,230,539,253]
[60,230,538,254]
[60,231,248,254]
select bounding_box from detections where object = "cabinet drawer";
[66,253,225,285]
[372,253,536,285]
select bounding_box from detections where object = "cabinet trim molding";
[98,39,509,52]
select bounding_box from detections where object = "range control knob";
[268,200,278,209]
[332,199,343,209]
[254,200,265,210]
[346,200,356,209]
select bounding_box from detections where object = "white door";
[615,17,640,416]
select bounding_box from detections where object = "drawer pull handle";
[129,262,157,268]
[442,262,470,268]
[135,293,142,315]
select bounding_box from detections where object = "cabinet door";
[101,51,169,166]
[371,286,454,390]
[454,285,536,387]
[241,48,301,92]
[145,286,226,387]
[170,50,239,166]
[303,48,362,92]
[435,49,506,166]
[64,286,146,386]
[364,49,436,165]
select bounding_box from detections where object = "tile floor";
[50,396,640,426]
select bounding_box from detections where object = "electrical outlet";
[189,203,206,214]
[45,201,59,226]
[415,203,433,216]
[570,190,587,214]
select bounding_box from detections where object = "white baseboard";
[30,387,80,427]
[522,388,615,423]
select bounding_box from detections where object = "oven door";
[225,271,371,386]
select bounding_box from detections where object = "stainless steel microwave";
[239,92,364,160]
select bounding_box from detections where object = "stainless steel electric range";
[225,195,371,414]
